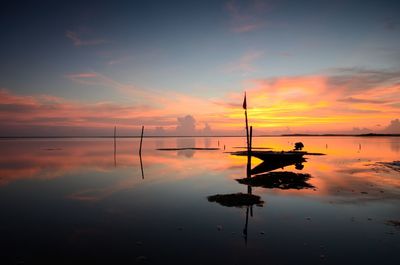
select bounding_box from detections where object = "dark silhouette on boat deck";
[294,142,304,151]
[237,171,315,190]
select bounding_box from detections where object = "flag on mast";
[243,92,247,110]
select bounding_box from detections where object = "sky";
[0,0,399,136]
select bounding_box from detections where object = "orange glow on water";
[0,137,399,203]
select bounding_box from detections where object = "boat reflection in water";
[208,149,317,245]
[237,171,315,190]
[207,185,261,245]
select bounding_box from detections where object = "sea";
[0,136,399,264]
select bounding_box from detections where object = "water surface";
[0,136,399,264]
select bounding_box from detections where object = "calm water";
[0,136,399,264]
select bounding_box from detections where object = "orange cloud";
[234,71,400,132]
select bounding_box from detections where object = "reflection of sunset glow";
[1,137,399,203]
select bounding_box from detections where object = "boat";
[230,150,307,161]
[250,156,306,174]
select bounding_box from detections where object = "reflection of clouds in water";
[1,137,400,204]
[204,137,211,148]
[155,138,165,149]
[323,190,400,205]
[389,138,400,153]
[322,162,400,204]
[176,138,195,158]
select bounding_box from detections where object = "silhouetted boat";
[251,156,306,174]
[230,150,315,161]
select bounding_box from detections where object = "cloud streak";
[225,0,269,33]
[224,50,264,74]
[337,97,391,104]
[66,30,107,47]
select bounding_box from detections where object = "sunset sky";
[1,0,399,136]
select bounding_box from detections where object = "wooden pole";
[139,151,144,179]
[139,126,144,155]
[114,126,117,167]
[249,126,253,155]
[243,205,249,246]
[247,126,252,178]
[243,91,252,178]
[245,108,250,152]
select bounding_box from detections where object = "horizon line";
[0,133,399,139]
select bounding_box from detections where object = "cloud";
[68,67,398,135]
[233,24,260,33]
[202,122,212,135]
[0,88,169,136]
[224,50,264,74]
[66,72,98,81]
[337,97,391,104]
[0,87,221,136]
[382,119,400,134]
[351,127,372,134]
[66,71,226,118]
[225,0,269,33]
[326,67,400,94]
[66,71,147,98]
[1,67,399,136]
[176,115,196,135]
[66,30,107,46]
[235,68,400,133]
[383,17,397,31]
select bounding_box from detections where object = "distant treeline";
[279,133,400,137]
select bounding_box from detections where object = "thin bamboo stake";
[139,126,144,155]
[114,126,117,167]
[139,151,144,179]
[139,126,145,179]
